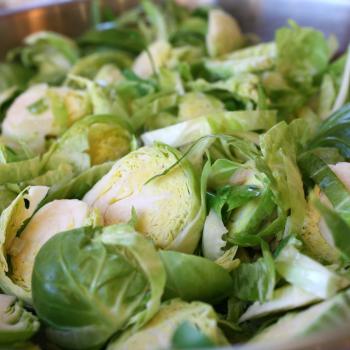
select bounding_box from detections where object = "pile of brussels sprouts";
[1,1,350,349]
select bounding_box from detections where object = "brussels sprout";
[206,9,244,57]
[0,186,96,303]
[0,294,39,345]
[107,299,227,350]
[2,84,92,153]
[178,92,224,121]
[133,40,172,79]
[32,224,166,350]
[83,144,204,253]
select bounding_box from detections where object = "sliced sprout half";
[206,9,244,57]
[0,186,95,303]
[83,144,204,253]
[107,299,227,350]
[133,40,172,79]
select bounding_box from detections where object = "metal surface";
[219,0,350,52]
[0,0,137,58]
[1,0,350,349]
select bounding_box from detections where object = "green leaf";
[315,200,350,262]
[209,184,261,219]
[307,103,350,159]
[259,122,306,234]
[276,20,329,88]
[231,242,275,302]
[299,151,350,224]
[159,250,234,304]
[275,237,349,299]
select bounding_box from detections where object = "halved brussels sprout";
[133,40,172,79]
[32,224,166,350]
[107,299,227,350]
[206,9,244,57]
[2,84,92,153]
[0,294,39,345]
[83,144,204,253]
[0,186,95,303]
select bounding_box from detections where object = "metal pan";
[1,0,350,349]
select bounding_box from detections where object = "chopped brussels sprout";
[133,40,172,78]
[206,9,244,57]
[83,144,204,253]
[107,299,227,350]
[0,294,39,344]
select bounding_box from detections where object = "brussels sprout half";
[83,144,205,253]
[0,186,95,304]
[107,299,227,350]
